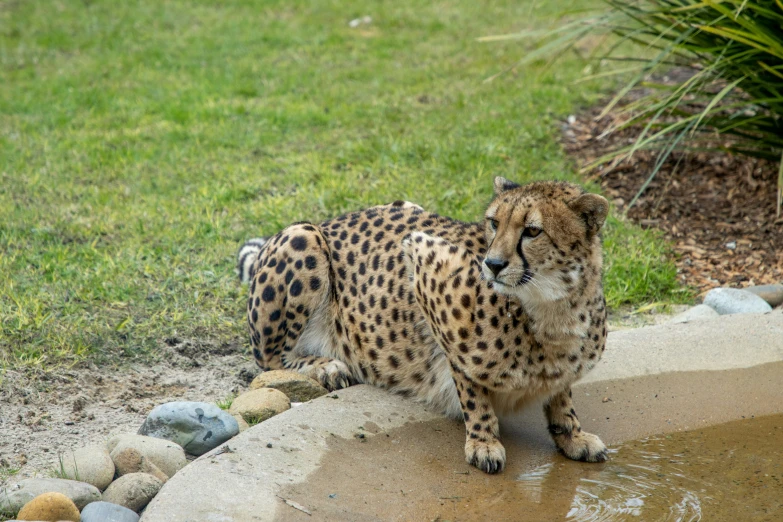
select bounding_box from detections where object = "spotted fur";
[238,179,609,472]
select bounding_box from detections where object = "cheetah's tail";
[236,237,268,284]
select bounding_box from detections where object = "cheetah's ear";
[493,176,520,195]
[568,193,609,236]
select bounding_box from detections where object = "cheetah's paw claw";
[315,360,356,391]
[465,438,506,474]
[558,431,608,463]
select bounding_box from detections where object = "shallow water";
[520,415,783,521]
[280,414,783,521]
[567,415,782,521]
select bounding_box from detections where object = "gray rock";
[102,473,162,513]
[669,304,720,324]
[108,434,187,478]
[81,500,140,522]
[138,402,239,456]
[249,370,328,402]
[703,287,773,315]
[57,445,115,490]
[0,477,101,513]
[744,284,783,308]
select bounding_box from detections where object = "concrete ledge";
[141,386,441,521]
[584,309,783,384]
[140,310,783,521]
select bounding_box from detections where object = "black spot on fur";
[290,236,308,251]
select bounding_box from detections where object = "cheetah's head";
[482,177,608,304]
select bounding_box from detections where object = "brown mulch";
[562,106,783,296]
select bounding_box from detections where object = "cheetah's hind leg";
[246,223,356,391]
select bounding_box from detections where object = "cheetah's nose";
[484,258,508,277]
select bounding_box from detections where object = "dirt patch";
[563,102,783,295]
[0,338,258,482]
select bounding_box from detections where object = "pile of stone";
[1,370,326,521]
[669,284,782,324]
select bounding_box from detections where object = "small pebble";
[108,434,187,479]
[112,447,168,483]
[228,388,290,424]
[743,284,783,308]
[703,288,772,315]
[16,492,80,522]
[0,478,100,513]
[232,414,250,432]
[80,500,140,522]
[56,445,115,491]
[102,473,162,513]
[249,370,327,402]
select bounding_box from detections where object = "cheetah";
[237,177,609,473]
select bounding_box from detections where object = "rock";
[80,500,140,522]
[232,414,250,432]
[0,478,101,513]
[228,388,290,424]
[138,401,239,456]
[249,370,328,402]
[669,304,720,324]
[107,434,187,478]
[56,445,115,491]
[16,492,80,521]
[102,473,162,513]
[743,284,783,308]
[111,447,168,484]
[703,288,773,315]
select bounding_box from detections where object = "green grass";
[216,395,235,411]
[50,452,77,481]
[602,215,691,307]
[0,465,20,519]
[0,0,687,372]
[0,465,19,483]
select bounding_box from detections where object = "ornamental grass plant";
[483,0,783,214]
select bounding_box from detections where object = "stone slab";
[581,309,783,384]
[140,310,783,521]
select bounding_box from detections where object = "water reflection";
[279,414,783,522]
[516,440,710,521]
[513,418,783,522]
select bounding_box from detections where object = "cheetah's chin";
[488,279,515,296]
[487,276,530,293]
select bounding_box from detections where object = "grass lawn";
[0,0,689,372]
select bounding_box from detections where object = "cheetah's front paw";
[313,360,355,391]
[555,430,608,463]
[465,437,506,474]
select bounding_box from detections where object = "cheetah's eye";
[487,219,498,231]
[522,227,542,238]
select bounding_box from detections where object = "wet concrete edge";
[140,310,783,521]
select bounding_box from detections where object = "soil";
[0,338,259,482]
[562,101,783,295]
